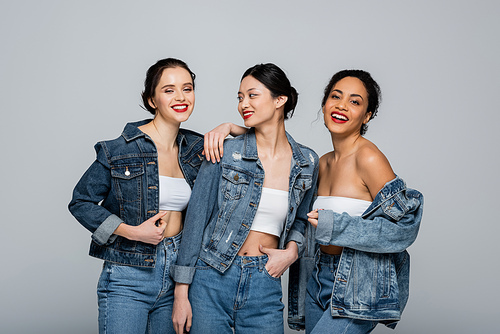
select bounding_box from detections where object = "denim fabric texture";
[305,252,377,334]
[288,177,423,330]
[97,233,182,334]
[171,129,319,284]
[188,256,284,334]
[69,120,204,266]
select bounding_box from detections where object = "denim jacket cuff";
[316,210,335,245]
[91,214,122,246]
[170,264,196,284]
[287,230,305,257]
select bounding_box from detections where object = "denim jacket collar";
[242,128,310,167]
[121,119,190,150]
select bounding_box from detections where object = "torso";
[317,137,393,255]
[139,122,186,238]
[238,142,292,256]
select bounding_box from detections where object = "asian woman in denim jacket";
[68,58,244,334]
[289,70,423,333]
[171,63,319,334]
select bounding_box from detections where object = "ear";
[275,95,288,109]
[363,111,372,124]
[148,98,157,110]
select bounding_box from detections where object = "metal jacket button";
[234,174,239,181]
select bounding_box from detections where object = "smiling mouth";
[243,111,254,119]
[331,112,348,123]
[172,105,189,112]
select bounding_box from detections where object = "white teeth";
[332,113,347,120]
[173,105,187,110]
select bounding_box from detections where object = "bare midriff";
[320,244,343,255]
[237,231,279,256]
[160,210,184,238]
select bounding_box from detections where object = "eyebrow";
[160,82,193,89]
[238,88,258,95]
[332,89,364,100]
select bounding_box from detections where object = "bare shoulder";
[355,139,390,170]
[356,139,395,196]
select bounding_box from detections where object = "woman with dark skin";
[305,70,423,333]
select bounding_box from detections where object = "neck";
[330,131,363,158]
[147,116,180,150]
[254,121,289,158]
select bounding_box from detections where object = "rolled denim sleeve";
[171,159,222,284]
[316,189,423,253]
[286,155,319,257]
[68,143,123,245]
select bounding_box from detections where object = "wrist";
[285,242,299,260]
[174,283,190,298]
[114,223,136,241]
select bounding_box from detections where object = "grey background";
[1,0,498,333]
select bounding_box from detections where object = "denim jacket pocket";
[186,152,204,168]
[292,176,312,204]
[381,193,408,221]
[221,166,251,200]
[110,164,144,202]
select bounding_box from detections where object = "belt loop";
[259,256,264,271]
[172,233,180,251]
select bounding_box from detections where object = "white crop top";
[158,176,191,211]
[250,187,289,237]
[313,196,371,216]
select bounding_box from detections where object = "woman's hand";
[173,283,192,333]
[307,209,319,228]
[203,123,247,163]
[203,123,232,163]
[260,242,299,278]
[114,211,167,245]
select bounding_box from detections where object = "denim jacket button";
[234,174,239,181]
[289,207,293,213]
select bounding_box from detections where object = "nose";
[336,98,348,111]
[175,90,186,102]
[240,96,249,109]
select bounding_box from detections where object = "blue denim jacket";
[68,120,204,267]
[171,129,319,284]
[288,176,423,330]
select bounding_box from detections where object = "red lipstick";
[331,112,348,123]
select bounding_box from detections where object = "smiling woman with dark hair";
[68,58,245,334]
[171,63,319,334]
[288,69,423,333]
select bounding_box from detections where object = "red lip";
[331,112,348,123]
[242,111,253,120]
[172,104,189,113]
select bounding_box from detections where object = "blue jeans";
[97,233,181,334]
[189,255,284,334]
[305,252,378,334]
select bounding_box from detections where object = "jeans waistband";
[234,255,268,269]
[316,250,341,267]
[162,231,182,250]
